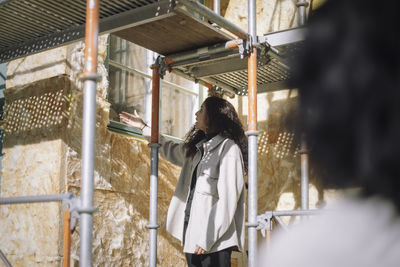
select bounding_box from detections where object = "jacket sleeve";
[159,135,186,167]
[197,145,245,251]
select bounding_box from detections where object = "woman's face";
[195,104,208,133]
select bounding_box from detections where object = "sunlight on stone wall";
[0,48,70,266]
[225,0,300,35]
[65,35,186,266]
[0,35,186,266]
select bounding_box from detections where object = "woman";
[120,96,247,267]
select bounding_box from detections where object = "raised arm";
[119,111,185,166]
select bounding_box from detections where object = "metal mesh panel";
[0,0,158,49]
[211,58,291,95]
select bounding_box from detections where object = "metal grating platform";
[169,27,306,95]
[0,0,232,63]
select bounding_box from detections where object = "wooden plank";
[113,9,233,55]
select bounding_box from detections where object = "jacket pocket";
[196,166,219,197]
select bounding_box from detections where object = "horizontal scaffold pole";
[165,40,241,66]
[0,193,73,205]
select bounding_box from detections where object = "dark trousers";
[185,247,232,267]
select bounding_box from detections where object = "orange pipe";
[204,82,214,90]
[83,0,99,75]
[225,40,240,50]
[151,65,160,143]
[62,209,71,267]
[248,47,258,131]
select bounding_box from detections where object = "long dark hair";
[184,96,248,173]
[292,0,400,211]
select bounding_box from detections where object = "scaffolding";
[0,0,310,266]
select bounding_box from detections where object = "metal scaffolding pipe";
[300,136,309,210]
[296,1,308,26]
[80,0,99,266]
[0,193,73,205]
[247,130,259,267]
[247,0,258,265]
[178,0,247,39]
[213,0,220,15]
[297,0,309,214]
[150,66,160,144]
[63,209,72,267]
[108,60,198,96]
[0,249,11,267]
[165,40,241,65]
[170,68,236,98]
[271,209,320,217]
[148,65,161,267]
[273,215,288,231]
[248,0,257,42]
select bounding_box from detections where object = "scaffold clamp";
[63,197,99,232]
[153,56,167,79]
[256,212,273,238]
[63,197,81,232]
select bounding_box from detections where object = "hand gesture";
[119,110,147,130]
[194,245,206,255]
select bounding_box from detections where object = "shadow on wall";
[63,80,184,265]
[3,75,71,148]
[3,74,185,265]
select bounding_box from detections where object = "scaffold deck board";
[113,7,233,55]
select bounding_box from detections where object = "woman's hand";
[119,110,146,130]
[194,245,206,255]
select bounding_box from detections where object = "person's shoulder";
[263,197,400,267]
[220,137,241,156]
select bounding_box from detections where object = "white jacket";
[263,197,400,267]
[160,134,245,254]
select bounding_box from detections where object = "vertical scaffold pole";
[297,1,309,211]
[148,63,161,267]
[296,1,309,26]
[63,209,71,267]
[300,136,309,210]
[213,0,220,15]
[80,0,99,266]
[247,0,259,266]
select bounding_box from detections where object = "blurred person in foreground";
[263,0,400,266]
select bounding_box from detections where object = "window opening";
[107,35,199,139]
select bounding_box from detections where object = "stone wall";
[0,36,186,266]
[64,36,187,266]
[0,49,71,266]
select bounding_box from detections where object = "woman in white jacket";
[121,96,247,267]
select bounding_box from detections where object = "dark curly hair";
[183,96,248,173]
[292,0,400,211]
